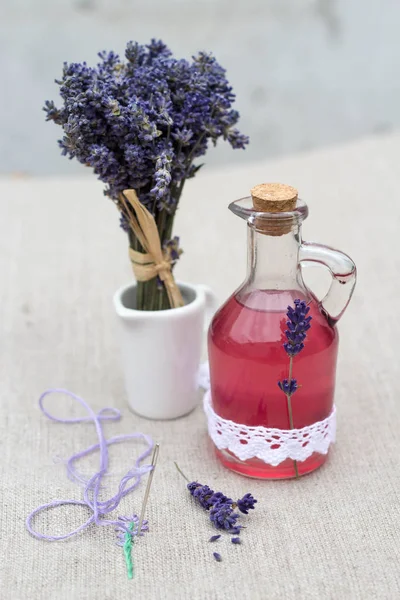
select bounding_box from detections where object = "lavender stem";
[174,461,190,482]
[287,356,299,479]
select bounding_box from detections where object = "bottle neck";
[246,224,302,290]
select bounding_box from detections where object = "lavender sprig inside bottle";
[277,299,312,478]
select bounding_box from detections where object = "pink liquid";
[208,289,338,479]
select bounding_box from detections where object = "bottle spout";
[230,183,298,218]
[229,195,257,220]
[229,195,309,233]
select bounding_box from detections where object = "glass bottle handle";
[299,241,357,326]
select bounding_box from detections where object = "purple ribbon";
[26,388,153,541]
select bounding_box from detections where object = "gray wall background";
[1,0,399,175]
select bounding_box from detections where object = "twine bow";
[119,189,184,308]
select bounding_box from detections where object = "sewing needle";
[137,443,160,537]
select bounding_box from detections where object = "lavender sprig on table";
[175,463,257,562]
[188,482,257,532]
[278,299,312,478]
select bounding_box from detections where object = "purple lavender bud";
[119,213,130,233]
[236,493,257,514]
[213,552,222,562]
[187,481,201,493]
[231,537,241,544]
[193,485,215,510]
[163,236,183,266]
[283,342,304,357]
[277,379,298,396]
[210,492,232,506]
[283,300,312,357]
[209,535,221,542]
[209,501,239,531]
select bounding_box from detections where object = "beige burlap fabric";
[1,133,399,599]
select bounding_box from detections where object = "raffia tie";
[120,189,184,308]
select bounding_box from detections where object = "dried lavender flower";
[44,40,248,209]
[236,493,257,515]
[210,492,233,506]
[231,537,241,544]
[187,481,200,493]
[177,466,257,537]
[45,40,249,312]
[213,552,222,562]
[209,501,240,531]
[163,236,183,266]
[209,535,221,542]
[283,300,312,357]
[119,213,130,233]
[277,379,298,396]
[192,485,215,510]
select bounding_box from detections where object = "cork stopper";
[251,183,298,213]
[250,183,298,235]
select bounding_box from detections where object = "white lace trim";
[203,390,336,466]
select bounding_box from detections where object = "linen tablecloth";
[1,133,399,599]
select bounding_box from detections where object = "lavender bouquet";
[44,39,248,310]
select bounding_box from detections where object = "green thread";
[123,522,135,579]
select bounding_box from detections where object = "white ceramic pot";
[113,281,218,419]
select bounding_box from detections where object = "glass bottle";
[207,184,356,479]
